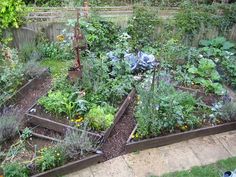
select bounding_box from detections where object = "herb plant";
[3,162,29,177]
[36,146,65,172]
[0,109,20,144]
[61,129,95,159]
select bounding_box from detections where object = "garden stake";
[69,8,87,80]
[83,0,89,18]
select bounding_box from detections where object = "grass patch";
[40,59,73,78]
[160,157,236,177]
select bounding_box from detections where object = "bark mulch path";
[102,99,136,160]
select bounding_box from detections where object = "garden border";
[31,154,104,177]
[0,68,50,109]
[24,89,136,142]
[125,121,236,153]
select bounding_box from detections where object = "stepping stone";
[186,135,231,165]
[214,130,236,156]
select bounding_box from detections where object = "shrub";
[0,108,20,144]
[220,102,236,121]
[61,129,95,159]
[80,16,119,53]
[128,6,160,50]
[0,46,25,105]
[0,0,27,43]
[3,162,29,177]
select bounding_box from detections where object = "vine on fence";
[0,0,27,44]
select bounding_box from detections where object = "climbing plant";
[0,0,27,43]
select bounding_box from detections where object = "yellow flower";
[56,34,64,42]
[131,134,135,139]
[57,153,60,156]
[75,118,83,123]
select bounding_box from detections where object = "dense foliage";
[80,16,119,54]
[199,37,236,89]
[0,0,27,43]
[135,80,202,138]
[174,3,236,44]
[22,0,234,7]
[0,46,43,106]
[127,6,160,50]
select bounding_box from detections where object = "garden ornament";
[223,170,236,177]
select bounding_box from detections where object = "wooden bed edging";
[125,121,236,153]
[24,113,102,140]
[102,89,136,142]
[1,69,49,109]
[25,89,136,142]
[32,154,104,177]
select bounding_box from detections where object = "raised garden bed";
[125,121,236,153]
[125,78,236,153]
[175,85,223,106]
[25,89,136,142]
[0,68,50,110]
[32,154,103,177]
[1,126,104,177]
[23,124,104,177]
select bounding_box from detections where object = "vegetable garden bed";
[125,121,236,153]
[125,73,236,153]
[25,89,136,142]
[31,154,103,177]
[0,68,50,110]
[1,123,104,177]
[21,123,104,177]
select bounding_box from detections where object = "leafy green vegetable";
[85,105,116,131]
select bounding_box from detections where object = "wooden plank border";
[125,121,236,153]
[102,89,136,142]
[32,154,104,177]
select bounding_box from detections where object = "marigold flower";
[56,34,64,42]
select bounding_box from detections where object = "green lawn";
[40,59,73,78]
[160,157,236,177]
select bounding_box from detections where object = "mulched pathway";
[102,99,136,160]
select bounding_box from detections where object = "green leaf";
[188,66,198,74]
[222,41,235,50]
[199,39,210,47]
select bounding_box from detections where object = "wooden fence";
[10,6,236,49]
